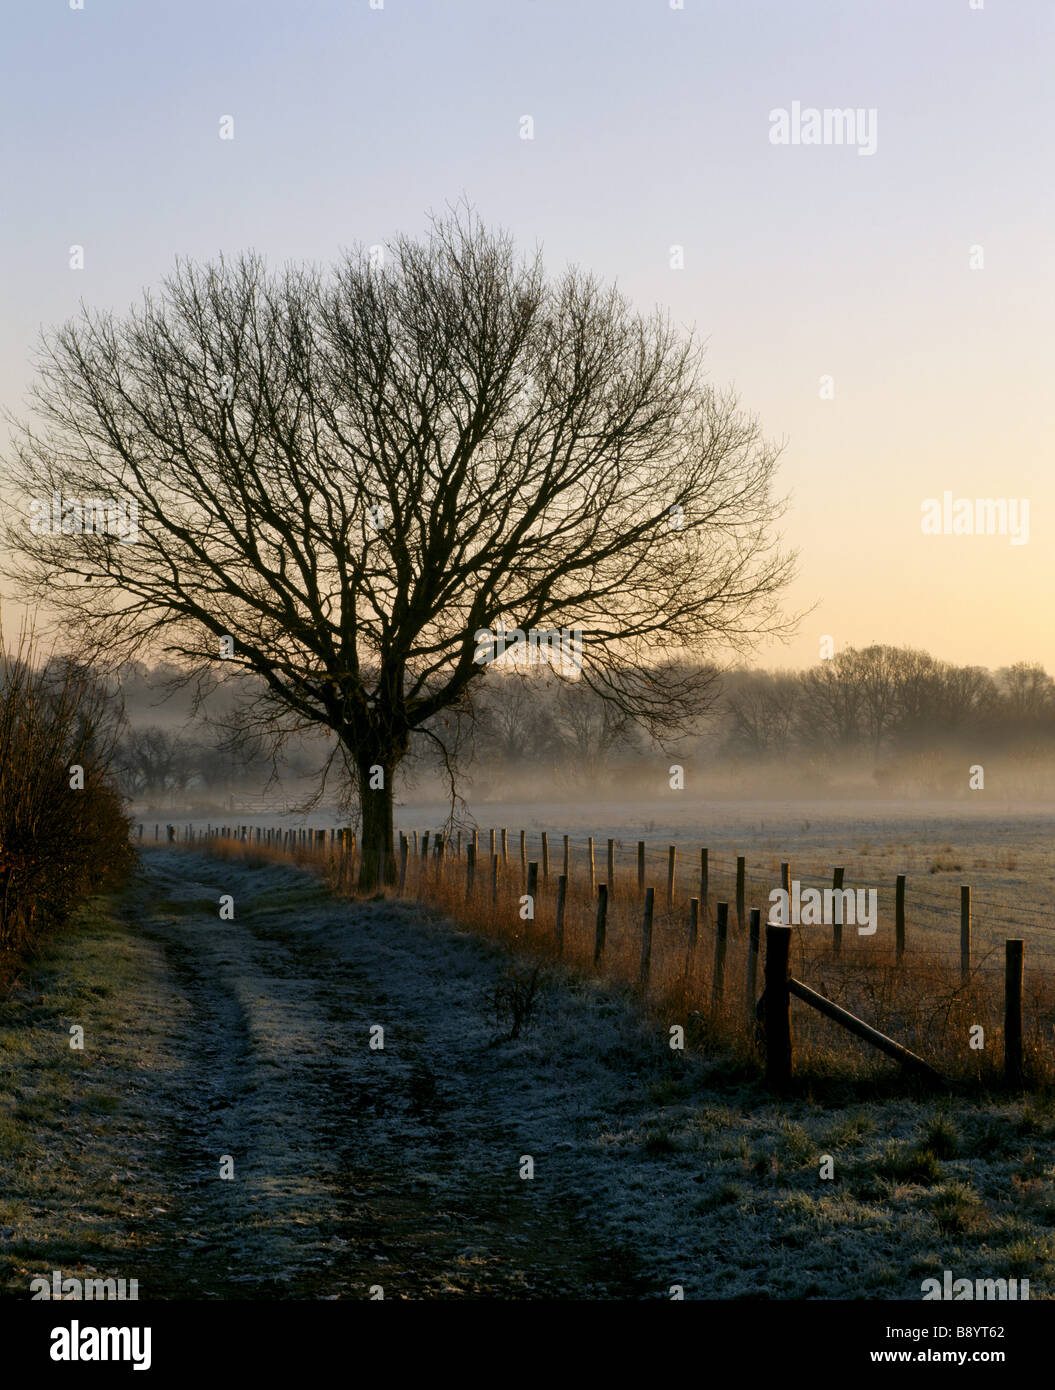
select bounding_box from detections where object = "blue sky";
[2,0,1053,668]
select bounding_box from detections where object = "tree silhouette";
[2,210,794,885]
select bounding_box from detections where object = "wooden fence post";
[466,844,476,900]
[640,887,655,990]
[421,831,429,860]
[667,845,676,908]
[563,834,570,879]
[637,841,645,893]
[712,901,729,1008]
[501,828,508,865]
[398,834,408,894]
[556,874,568,955]
[527,861,538,906]
[594,884,608,964]
[1005,938,1023,1086]
[587,837,595,896]
[895,874,906,962]
[607,839,615,898]
[700,848,708,915]
[686,897,699,979]
[961,885,972,982]
[736,856,746,932]
[747,907,761,1021]
[541,832,550,881]
[491,852,499,903]
[764,924,793,1090]
[832,865,845,956]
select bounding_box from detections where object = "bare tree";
[724,668,800,757]
[552,672,638,782]
[1,209,794,885]
[995,662,1055,723]
[116,725,197,801]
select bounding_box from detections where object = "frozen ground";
[3,846,1054,1299]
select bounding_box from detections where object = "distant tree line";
[111,645,1055,804]
[722,647,1052,759]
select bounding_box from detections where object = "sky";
[1,0,1052,673]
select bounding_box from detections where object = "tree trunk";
[356,754,398,890]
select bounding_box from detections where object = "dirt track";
[4,850,654,1298]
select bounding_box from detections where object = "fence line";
[137,820,1049,1090]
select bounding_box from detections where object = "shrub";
[0,627,133,972]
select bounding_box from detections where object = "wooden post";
[764,924,793,1090]
[594,884,608,964]
[895,874,906,962]
[466,844,476,900]
[501,828,508,865]
[491,853,499,903]
[556,874,568,954]
[736,856,746,932]
[527,861,538,906]
[667,845,676,909]
[637,840,645,892]
[587,837,595,896]
[788,978,943,1081]
[607,839,615,898]
[472,829,479,859]
[961,885,972,982]
[686,897,699,979]
[640,887,655,990]
[562,834,570,879]
[541,832,550,881]
[1005,938,1024,1086]
[712,902,729,1008]
[398,835,408,894]
[832,865,845,956]
[457,830,462,858]
[421,830,429,860]
[489,828,495,858]
[700,848,708,914]
[747,907,761,1021]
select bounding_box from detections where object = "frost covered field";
[394,796,1055,965]
[3,839,1055,1299]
